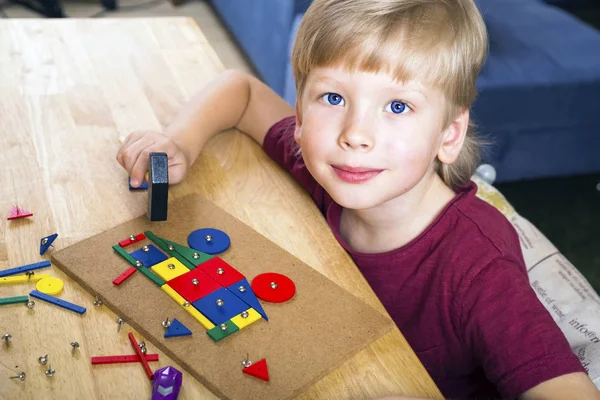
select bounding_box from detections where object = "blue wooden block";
[0,260,51,278]
[130,244,168,268]
[40,233,58,255]
[129,177,148,190]
[192,287,248,325]
[29,290,86,314]
[164,318,192,338]
[227,278,268,321]
[187,228,230,255]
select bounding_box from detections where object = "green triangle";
[160,237,214,267]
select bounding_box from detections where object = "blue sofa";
[208,0,600,182]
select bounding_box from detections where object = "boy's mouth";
[331,165,383,183]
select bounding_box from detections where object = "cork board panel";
[51,193,395,400]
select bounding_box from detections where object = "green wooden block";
[206,320,239,342]
[0,295,29,306]
[112,244,166,287]
[161,238,213,266]
[144,231,201,271]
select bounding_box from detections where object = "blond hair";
[292,0,488,188]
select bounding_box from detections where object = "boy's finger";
[130,149,153,187]
[120,139,154,176]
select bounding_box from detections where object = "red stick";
[91,354,159,365]
[112,267,137,285]
[128,332,153,380]
[118,233,146,247]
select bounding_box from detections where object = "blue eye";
[385,100,410,115]
[321,93,344,106]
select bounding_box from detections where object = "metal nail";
[2,334,11,347]
[135,261,143,267]
[162,318,171,328]
[191,278,199,285]
[168,264,175,270]
[205,235,212,242]
[219,323,228,331]
[70,341,79,355]
[41,238,48,246]
[168,245,174,251]
[216,299,224,307]
[129,235,136,241]
[117,318,125,332]
[216,268,224,275]
[270,282,278,289]
[25,271,34,281]
[142,245,149,252]
[45,365,55,377]
[192,253,200,259]
[25,300,35,309]
[241,311,249,319]
[93,297,103,307]
[38,354,48,365]
[139,342,147,355]
[183,301,190,307]
[9,372,26,381]
[241,353,252,368]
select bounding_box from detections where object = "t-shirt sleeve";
[262,116,319,196]
[459,257,586,398]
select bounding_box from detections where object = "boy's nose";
[338,128,373,151]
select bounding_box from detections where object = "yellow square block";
[231,308,261,329]
[151,257,189,281]
[161,284,186,306]
[185,303,215,330]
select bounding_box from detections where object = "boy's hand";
[116,131,190,187]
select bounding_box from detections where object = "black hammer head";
[148,152,168,221]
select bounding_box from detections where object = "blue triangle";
[40,233,58,255]
[164,319,192,338]
[228,278,269,321]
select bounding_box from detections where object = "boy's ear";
[437,108,470,165]
[294,101,303,144]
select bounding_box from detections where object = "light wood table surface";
[0,18,443,400]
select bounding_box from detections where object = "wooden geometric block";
[151,257,189,281]
[230,308,261,330]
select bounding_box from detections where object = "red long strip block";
[113,267,137,286]
[91,354,159,365]
[118,233,146,248]
[128,332,153,380]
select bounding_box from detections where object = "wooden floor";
[0,0,256,76]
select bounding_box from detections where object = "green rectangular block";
[0,295,29,306]
[145,231,198,270]
[206,320,239,342]
[112,244,166,287]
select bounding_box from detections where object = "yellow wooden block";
[231,308,261,329]
[0,273,50,285]
[161,284,186,306]
[151,257,189,281]
[184,303,215,330]
[35,277,64,295]
[161,284,214,329]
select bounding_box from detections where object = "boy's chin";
[327,188,385,211]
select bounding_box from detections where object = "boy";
[117,0,600,398]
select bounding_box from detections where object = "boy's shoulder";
[441,181,525,270]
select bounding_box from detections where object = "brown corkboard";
[51,194,394,400]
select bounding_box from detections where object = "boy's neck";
[339,173,456,254]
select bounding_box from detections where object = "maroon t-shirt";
[264,116,585,399]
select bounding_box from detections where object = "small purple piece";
[151,366,183,400]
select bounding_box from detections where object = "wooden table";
[0,18,443,400]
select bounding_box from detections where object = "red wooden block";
[91,354,159,365]
[7,206,33,220]
[251,272,296,303]
[243,358,269,381]
[128,332,154,380]
[198,257,245,287]
[112,266,137,286]
[118,233,146,248]
[167,267,221,303]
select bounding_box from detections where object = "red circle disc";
[251,272,296,303]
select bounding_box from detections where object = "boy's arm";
[167,69,294,167]
[520,372,600,400]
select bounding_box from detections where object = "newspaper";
[473,176,600,388]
